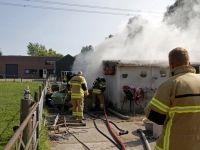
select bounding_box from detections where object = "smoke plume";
[72,0,200,87]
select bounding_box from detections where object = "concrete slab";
[47,111,156,150]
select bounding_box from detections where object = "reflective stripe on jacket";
[145,65,200,150]
[68,75,88,98]
[92,80,106,94]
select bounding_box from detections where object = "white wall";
[105,65,170,113]
[104,67,119,108]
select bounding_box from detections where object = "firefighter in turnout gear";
[63,76,67,83]
[92,77,106,110]
[145,47,200,150]
[66,72,73,96]
[68,71,89,120]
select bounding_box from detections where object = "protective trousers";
[92,93,103,108]
[71,98,84,119]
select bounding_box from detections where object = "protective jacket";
[145,65,200,150]
[63,77,67,83]
[66,73,74,94]
[92,78,106,94]
[68,75,88,98]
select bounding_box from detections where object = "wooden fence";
[3,81,48,150]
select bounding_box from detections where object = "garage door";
[6,64,18,78]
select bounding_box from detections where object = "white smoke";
[72,0,200,87]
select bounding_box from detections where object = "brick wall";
[0,56,61,78]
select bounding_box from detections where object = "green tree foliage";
[27,42,63,57]
[0,50,2,56]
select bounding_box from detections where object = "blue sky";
[0,0,175,56]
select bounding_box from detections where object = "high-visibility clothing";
[92,78,106,94]
[68,75,88,98]
[66,73,74,95]
[63,77,67,83]
[68,75,88,119]
[71,98,84,119]
[92,92,104,108]
[92,78,106,108]
[145,65,200,150]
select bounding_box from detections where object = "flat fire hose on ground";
[102,93,127,150]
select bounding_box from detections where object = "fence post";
[34,92,40,150]
[44,79,47,87]
[39,86,42,99]
[20,98,32,150]
[42,83,44,90]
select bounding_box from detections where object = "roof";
[0,55,61,58]
[103,60,200,67]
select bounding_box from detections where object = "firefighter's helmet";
[100,77,106,82]
[96,77,101,81]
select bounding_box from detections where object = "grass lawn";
[0,82,46,149]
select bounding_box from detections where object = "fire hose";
[102,93,127,150]
[87,112,129,136]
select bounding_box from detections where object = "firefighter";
[63,75,67,83]
[68,71,89,120]
[45,88,53,107]
[92,77,106,110]
[144,47,200,150]
[66,72,74,101]
[66,72,73,92]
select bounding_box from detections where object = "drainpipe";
[107,108,130,120]
[117,65,121,109]
[151,67,154,89]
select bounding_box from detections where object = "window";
[47,69,55,74]
[25,69,37,74]
[45,60,55,65]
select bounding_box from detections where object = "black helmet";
[100,77,106,82]
[96,77,100,81]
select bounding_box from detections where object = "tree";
[27,42,46,56]
[0,49,2,56]
[48,48,63,57]
[27,42,63,57]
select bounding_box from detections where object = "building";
[55,54,75,79]
[102,60,200,113]
[0,56,61,78]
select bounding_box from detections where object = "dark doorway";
[39,70,43,78]
[6,64,18,78]
[193,65,199,73]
